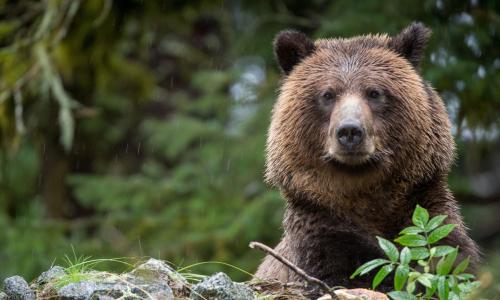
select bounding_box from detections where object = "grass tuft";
[52,246,135,289]
[176,261,254,282]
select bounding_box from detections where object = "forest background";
[0,0,498,296]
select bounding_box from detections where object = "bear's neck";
[281,178,422,238]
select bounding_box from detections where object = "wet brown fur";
[256,23,480,292]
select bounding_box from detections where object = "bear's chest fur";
[280,193,411,289]
[284,185,411,237]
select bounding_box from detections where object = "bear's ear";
[388,22,431,69]
[274,30,315,75]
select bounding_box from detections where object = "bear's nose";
[336,122,364,150]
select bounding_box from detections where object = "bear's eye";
[367,89,381,99]
[320,91,336,105]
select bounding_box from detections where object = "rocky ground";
[0,258,388,300]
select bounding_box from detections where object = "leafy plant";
[351,205,481,300]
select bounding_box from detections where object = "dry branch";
[249,241,339,300]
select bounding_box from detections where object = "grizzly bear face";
[266,23,455,203]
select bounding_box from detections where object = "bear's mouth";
[321,152,383,174]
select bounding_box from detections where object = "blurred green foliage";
[0,0,499,296]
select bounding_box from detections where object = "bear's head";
[266,23,454,203]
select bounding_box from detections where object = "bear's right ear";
[274,30,315,75]
[388,22,431,69]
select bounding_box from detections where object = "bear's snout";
[327,95,375,165]
[336,121,365,150]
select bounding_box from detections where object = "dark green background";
[0,0,498,296]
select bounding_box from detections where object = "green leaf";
[425,276,438,297]
[449,275,457,287]
[412,205,429,228]
[438,276,449,300]
[400,247,411,265]
[436,257,446,275]
[372,264,394,289]
[417,259,428,267]
[350,259,389,279]
[410,247,430,260]
[427,224,457,244]
[377,237,399,262]
[432,245,456,257]
[406,280,416,294]
[394,265,409,291]
[456,273,475,281]
[399,226,424,235]
[450,276,460,295]
[458,281,481,295]
[426,215,447,231]
[436,248,458,275]
[395,234,427,247]
[417,273,434,288]
[387,291,417,300]
[408,272,421,281]
[452,257,470,275]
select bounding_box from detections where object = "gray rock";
[90,296,114,300]
[35,265,66,286]
[59,281,130,300]
[58,281,98,300]
[59,277,174,300]
[118,273,149,286]
[122,273,174,299]
[190,272,255,300]
[89,283,128,299]
[52,259,179,300]
[130,258,187,291]
[131,282,173,299]
[3,276,35,300]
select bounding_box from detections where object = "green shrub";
[351,205,480,300]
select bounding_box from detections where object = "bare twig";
[249,241,339,300]
[52,0,82,45]
[93,0,112,27]
[13,88,26,134]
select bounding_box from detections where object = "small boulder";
[130,282,173,299]
[35,266,66,286]
[3,276,35,300]
[89,296,114,300]
[130,258,187,291]
[88,282,129,299]
[58,281,98,300]
[190,272,255,300]
[89,281,173,300]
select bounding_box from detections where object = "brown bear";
[255,23,480,291]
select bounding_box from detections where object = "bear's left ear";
[388,22,431,69]
[274,30,316,75]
